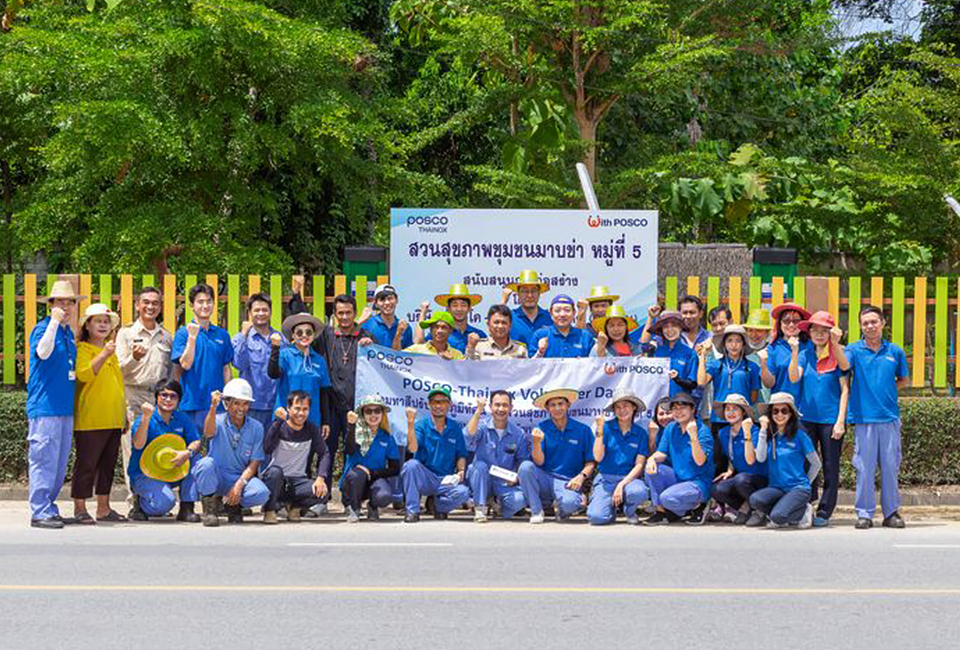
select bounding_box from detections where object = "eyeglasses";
[157,392,179,401]
[293,327,314,337]
[771,406,792,415]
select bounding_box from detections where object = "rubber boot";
[201,496,220,528]
[176,501,201,523]
[128,495,148,522]
[226,503,244,524]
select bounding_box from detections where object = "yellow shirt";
[403,342,465,360]
[75,341,127,431]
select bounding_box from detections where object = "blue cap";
[551,294,575,307]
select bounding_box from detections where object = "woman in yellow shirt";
[72,304,127,523]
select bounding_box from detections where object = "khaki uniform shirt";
[468,339,528,360]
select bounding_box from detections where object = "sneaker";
[262,510,278,525]
[311,503,328,516]
[855,517,874,530]
[542,504,556,518]
[798,503,814,529]
[404,512,420,523]
[734,510,750,526]
[745,512,765,527]
[30,517,64,530]
[882,511,906,529]
[812,516,829,528]
[625,512,640,525]
[643,511,671,526]
[529,511,545,524]
[434,511,448,521]
[367,506,380,521]
[345,506,360,524]
[474,509,488,523]
[684,504,708,526]
[766,519,780,529]
[722,509,739,524]
[706,504,724,523]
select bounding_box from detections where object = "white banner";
[389,208,658,327]
[356,345,670,446]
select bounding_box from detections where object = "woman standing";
[789,311,850,527]
[72,303,127,523]
[268,312,331,429]
[759,303,812,402]
[748,393,822,528]
[637,310,699,397]
[589,305,642,357]
[710,394,767,524]
[340,395,401,523]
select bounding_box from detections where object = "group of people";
[25,269,910,530]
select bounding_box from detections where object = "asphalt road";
[3,501,960,649]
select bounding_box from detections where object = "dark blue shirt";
[706,357,761,423]
[510,306,552,348]
[535,417,594,480]
[656,421,715,497]
[26,318,77,419]
[232,329,282,411]
[597,419,649,477]
[718,424,766,476]
[470,419,531,486]
[797,348,848,424]
[766,338,814,403]
[171,323,234,412]
[766,430,815,491]
[414,416,468,476]
[653,340,699,397]
[344,429,399,475]
[274,346,332,426]
[365,314,413,349]
[531,325,595,358]
[845,339,909,424]
[128,409,200,483]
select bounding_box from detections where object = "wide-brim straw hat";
[434,283,482,308]
[593,304,639,334]
[649,310,686,335]
[585,285,620,304]
[357,394,391,413]
[758,391,803,419]
[713,393,753,418]
[40,280,85,303]
[140,434,190,483]
[506,270,550,294]
[78,303,120,331]
[534,388,579,410]
[744,308,773,330]
[798,310,836,333]
[712,324,756,355]
[282,312,323,340]
[604,387,646,416]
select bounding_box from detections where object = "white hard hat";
[222,378,254,402]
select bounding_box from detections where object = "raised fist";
[210,391,221,408]
[346,411,358,425]
[596,330,608,347]
[685,421,699,437]
[397,320,409,333]
[418,301,430,317]
[405,407,417,423]
[759,415,770,429]
[669,369,678,379]
[742,417,754,433]
[531,427,544,443]
[698,339,712,356]
[359,305,373,323]
[538,338,548,355]
[648,304,662,319]
[141,402,155,417]
[467,333,480,348]
[787,336,800,350]
[50,307,66,324]
[103,340,116,356]
[830,326,843,346]
[577,299,589,314]
[648,419,660,434]
[241,320,253,337]
[270,332,282,347]
[475,397,487,412]
[186,322,200,338]
[594,415,605,435]
[274,407,288,421]
[757,348,768,364]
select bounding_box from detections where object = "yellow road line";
[1,586,959,595]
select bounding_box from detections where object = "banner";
[356,345,670,446]
[389,208,658,327]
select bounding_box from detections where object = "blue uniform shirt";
[232,329,282,411]
[128,409,200,483]
[797,348,848,424]
[274,346,332,426]
[718,424,766,476]
[426,322,487,353]
[344,428,399,476]
[766,430,815,491]
[656,420,715,498]
[531,325,595,358]
[706,357,761,422]
[845,339,909,424]
[510,306,552,348]
[26,317,77,418]
[470,418,531,474]
[766,338,813,403]
[208,412,266,476]
[414,416,468,476]
[535,417,594,480]
[171,323,234,412]
[597,419,649,476]
[365,314,414,349]
[653,340,699,397]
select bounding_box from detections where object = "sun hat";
[506,270,550,294]
[669,392,697,408]
[592,305,639,334]
[771,302,811,322]
[434,284,482,308]
[584,285,620,304]
[282,312,323,340]
[427,386,452,401]
[604,387,646,416]
[357,394,391,413]
[222,378,254,402]
[419,311,456,330]
[798,310,836,333]
[140,434,190,483]
[78,303,120,331]
[744,308,773,330]
[713,393,753,418]
[649,310,686,335]
[40,280,85,303]
[712,324,755,355]
[534,388,579,410]
[758,391,802,419]
[374,284,397,300]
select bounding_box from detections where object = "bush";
[0,390,29,481]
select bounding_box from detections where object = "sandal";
[75,512,96,525]
[97,510,128,523]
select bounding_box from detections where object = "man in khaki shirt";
[115,287,173,503]
[466,305,528,360]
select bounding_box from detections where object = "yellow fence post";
[912,277,927,387]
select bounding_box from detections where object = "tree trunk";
[576,115,598,182]
[1,159,13,272]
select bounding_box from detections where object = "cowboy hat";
[712,324,755,355]
[713,393,753,418]
[534,388,579,410]
[357,394,392,413]
[140,434,190,483]
[771,302,811,322]
[649,310,687,335]
[744,308,773,330]
[282,312,323,340]
[758,391,802,419]
[506,270,550,294]
[419,311,455,330]
[584,285,620,304]
[40,280,85,303]
[592,304,639,334]
[604,387,646,415]
[798,310,836,333]
[434,284,482,308]
[78,303,120,331]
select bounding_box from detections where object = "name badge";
[567,438,578,444]
[68,370,76,381]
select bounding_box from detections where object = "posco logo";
[587,214,602,228]
[586,215,649,228]
[366,349,415,366]
[406,215,449,227]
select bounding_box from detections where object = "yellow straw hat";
[506,270,550,294]
[434,284,482,308]
[584,285,620,304]
[592,304,639,333]
[140,434,190,483]
[534,388,579,410]
[40,280,86,303]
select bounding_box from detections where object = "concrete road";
[2,501,960,649]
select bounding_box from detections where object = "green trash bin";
[752,247,797,300]
[343,246,388,300]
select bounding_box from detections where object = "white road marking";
[893,544,960,549]
[287,542,453,548]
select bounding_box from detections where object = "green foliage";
[0,390,28,482]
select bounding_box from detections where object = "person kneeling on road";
[196,379,271,527]
[261,390,329,524]
[401,387,469,523]
[341,394,401,523]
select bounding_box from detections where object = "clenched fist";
[270,332,282,347]
[141,402,155,417]
[647,304,662,319]
[538,338,548,355]
[210,391,222,409]
[830,326,843,346]
[531,427,544,444]
[467,333,480,348]
[50,307,66,324]
[759,415,770,430]
[405,407,417,423]
[685,421,699,437]
[186,322,200,338]
[475,397,487,412]
[594,415,605,436]
[346,410,359,425]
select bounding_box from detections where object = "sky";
[834,0,926,43]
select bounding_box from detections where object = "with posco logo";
[366,349,415,366]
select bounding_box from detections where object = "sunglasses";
[781,316,803,324]
[771,406,792,415]
[157,392,179,401]
[293,327,315,337]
